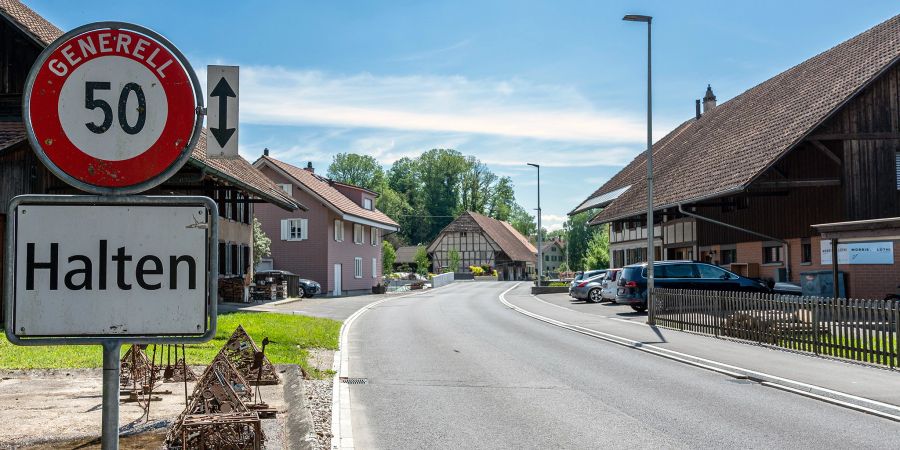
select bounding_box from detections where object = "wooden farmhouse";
[0,0,302,316]
[428,211,536,280]
[571,15,900,300]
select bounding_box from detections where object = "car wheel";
[588,288,602,303]
[297,288,305,299]
[631,304,647,313]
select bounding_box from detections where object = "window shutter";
[237,246,243,275]
[301,219,308,240]
[223,243,231,275]
[372,257,377,278]
[281,219,289,240]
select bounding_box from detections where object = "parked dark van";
[616,261,769,312]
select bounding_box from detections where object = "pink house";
[253,153,400,295]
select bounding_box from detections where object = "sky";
[27,0,900,231]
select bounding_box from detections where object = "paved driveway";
[535,291,649,323]
[219,292,397,321]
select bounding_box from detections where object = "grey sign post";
[17,21,208,450]
[5,195,218,447]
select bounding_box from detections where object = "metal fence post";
[812,297,820,355]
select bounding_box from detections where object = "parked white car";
[600,268,621,300]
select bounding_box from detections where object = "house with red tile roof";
[253,153,400,295]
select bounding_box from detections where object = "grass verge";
[0,312,340,378]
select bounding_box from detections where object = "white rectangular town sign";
[5,196,217,341]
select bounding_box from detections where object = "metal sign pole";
[102,340,122,449]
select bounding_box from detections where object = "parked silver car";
[600,268,621,300]
[569,269,606,291]
[569,271,608,302]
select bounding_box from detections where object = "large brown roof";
[0,121,26,151]
[189,134,301,211]
[255,156,400,229]
[0,0,63,46]
[575,14,900,224]
[467,211,537,263]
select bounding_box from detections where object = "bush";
[470,266,484,276]
[548,281,569,287]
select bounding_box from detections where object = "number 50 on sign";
[24,22,203,195]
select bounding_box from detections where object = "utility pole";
[623,13,655,323]
[528,163,542,284]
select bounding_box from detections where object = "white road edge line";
[330,284,451,450]
[500,283,900,422]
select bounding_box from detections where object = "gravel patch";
[304,379,333,450]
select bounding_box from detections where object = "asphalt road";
[347,281,900,449]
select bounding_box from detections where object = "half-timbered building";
[428,211,536,280]
[571,15,900,299]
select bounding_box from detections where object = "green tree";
[448,249,461,273]
[508,204,536,237]
[414,245,430,276]
[387,157,421,195]
[582,226,610,270]
[382,240,396,274]
[419,149,469,239]
[326,153,384,191]
[564,210,596,271]
[387,157,428,244]
[459,157,496,215]
[252,218,271,267]
[486,176,516,221]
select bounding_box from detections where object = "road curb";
[499,284,900,422]
[330,284,451,450]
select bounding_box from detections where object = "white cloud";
[541,214,568,232]
[232,66,647,144]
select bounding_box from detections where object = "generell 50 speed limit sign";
[23,22,203,194]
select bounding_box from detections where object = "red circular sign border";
[24,23,201,193]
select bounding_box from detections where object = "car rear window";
[621,267,644,281]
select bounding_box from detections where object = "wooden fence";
[651,288,900,367]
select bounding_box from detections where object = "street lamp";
[527,163,542,285]
[623,13,655,324]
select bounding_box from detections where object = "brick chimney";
[305,161,314,173]
[702,84,717,113]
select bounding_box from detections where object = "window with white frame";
[370,227,378,246]
[363,198,373,210]
[280,218,308,241]
[334,220,344,242]
[372,257,377,278]
[354,257,363,278]
[277,183,292,196]
[353,223,364,244]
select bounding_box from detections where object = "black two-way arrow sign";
[210,77,236,147]
[206,65,239,158]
